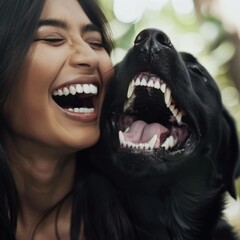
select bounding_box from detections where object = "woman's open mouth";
[52,83,99,114]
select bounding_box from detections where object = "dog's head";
[92,28,239,197]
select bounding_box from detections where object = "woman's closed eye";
[33,37,65,46]
[87,39,104,50]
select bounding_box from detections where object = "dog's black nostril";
[134,30,149,46]
[155,32,172,47]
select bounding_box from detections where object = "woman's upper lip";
[52,75,101,92]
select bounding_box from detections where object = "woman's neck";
[4,135,76,239]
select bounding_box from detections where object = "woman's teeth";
[67,107,95,113]
[53,83,98,96]
[52,83,98,113]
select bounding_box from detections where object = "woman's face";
[3,0,113,152]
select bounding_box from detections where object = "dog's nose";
[134,28,172,53]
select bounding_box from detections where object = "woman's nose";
[69,42,99,71]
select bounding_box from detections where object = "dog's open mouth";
[52,83,98,113]
[117,72,190,152]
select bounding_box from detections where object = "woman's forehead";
[40,0,92,26]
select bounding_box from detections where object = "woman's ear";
[218,109,239,199]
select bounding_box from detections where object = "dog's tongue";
[123,120,169,146]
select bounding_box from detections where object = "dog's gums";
[117,72,189,152]
[52,83,98,113]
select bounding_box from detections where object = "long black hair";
[0,0,116,239]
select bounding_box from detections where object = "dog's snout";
[134,28,172,53]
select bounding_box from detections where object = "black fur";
[89,29,240,240]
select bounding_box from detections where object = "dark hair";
[0,0,114,239]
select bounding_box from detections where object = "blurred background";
[98,0,240,232]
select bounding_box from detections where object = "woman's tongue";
[122,120,169,148]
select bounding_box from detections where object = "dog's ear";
[218,109,239,199]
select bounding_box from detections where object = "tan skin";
[2,0,113,239]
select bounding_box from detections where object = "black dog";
[87,28,240,240]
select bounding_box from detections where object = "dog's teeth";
[176,111,183,124]
[160,83,166,93]
[139,143,145,150]
[172,108,178,117]
[168,136,175,148]
[148,135,158,149]
[124,127,130,133]
[169,104,175,112]
[119,131,125,145]
[144,143,150,150]
[154,80,161,89]
[147,79,154,88]
[161,138,170,150]
[127,80,135,99]
[164,87,171,107]
[135,77,141,86]
[140,77,147,86]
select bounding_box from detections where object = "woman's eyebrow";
[82,23,101,34]
[37,18,69,30]
[37,19,101,34]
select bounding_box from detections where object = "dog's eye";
[190,66,207,82]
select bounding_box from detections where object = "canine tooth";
[70,85,77,95]
[119,131,125,145]
[140,77,147,86]
[145,143,150,150]
[176,111,183,124]
[127,80,135,99]
[168,136,175,148]
[147,80,154,87]
[76,84,83,93]
[148,135,158,149]
[83,84,90,94]
[63,87,70,96]
[164,88,171,107]
[154,80,160,89]
[135,77,141,86]
[160,83,166,93]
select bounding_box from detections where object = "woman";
[0,0,123,239]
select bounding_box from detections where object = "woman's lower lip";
[62,107,99,122]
